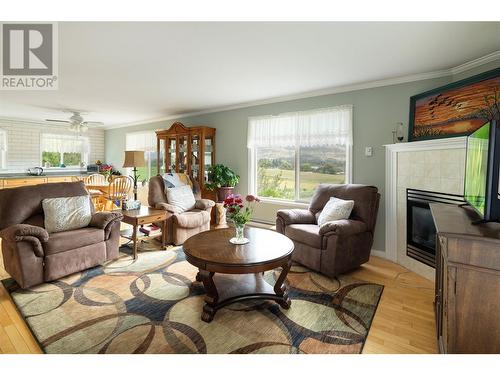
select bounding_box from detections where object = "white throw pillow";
[317,197,354,226]
[162,173,186,188]
[166,185,196,213]
[43,195,92,233]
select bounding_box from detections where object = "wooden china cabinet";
[155,122,216,199]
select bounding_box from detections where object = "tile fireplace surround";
[385,137,467,280]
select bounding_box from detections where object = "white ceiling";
[1,22,499,128]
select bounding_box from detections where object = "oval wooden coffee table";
[183,227,294,322]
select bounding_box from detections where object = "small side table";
[119,206,168,259]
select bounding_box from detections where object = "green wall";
[105,61,500,252]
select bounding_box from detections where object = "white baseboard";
[248,221,274,229]
[370,249,387,259]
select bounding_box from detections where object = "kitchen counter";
[0,172,90,179]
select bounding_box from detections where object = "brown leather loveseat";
[148,175,214,245]
[276,184,380,277]
[0,182,123,288]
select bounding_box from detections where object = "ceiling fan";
[45,111,104,134]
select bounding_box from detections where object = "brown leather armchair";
[276,184,380,277]
[0,182,123,288]
[148,175,215,245]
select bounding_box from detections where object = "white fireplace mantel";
[384,137,467,267]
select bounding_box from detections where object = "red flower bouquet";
[223,194,260,243]
[223,194,260,225]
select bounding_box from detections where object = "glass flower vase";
[230,222,249,244]
[235,223,245,240]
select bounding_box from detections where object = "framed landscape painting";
[409,67,500,141]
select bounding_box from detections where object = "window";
[40,134,89,168]
[0,129,6,169]
[125,131,157,181]
[248,105,352,202]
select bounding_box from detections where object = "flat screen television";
[464,120,500,222]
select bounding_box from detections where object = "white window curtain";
[247,105,353,148]
[126,131,156,152]
[41,133,90,154]
[0,129,7,169]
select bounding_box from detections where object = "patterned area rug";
[2,245,383,354]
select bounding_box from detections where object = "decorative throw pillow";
[42,195,92,233]
[317,197,354,226]
[162,173,185,189]
[166,185,196,213]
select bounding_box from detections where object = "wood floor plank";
[3,325,30,353]
[0,285,42,354]
[0,325,16,354]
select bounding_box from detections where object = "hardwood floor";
[0,241,437,354]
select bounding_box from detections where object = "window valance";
[126,131,156,152]
[247,105,353,148]
[41,133,90,154]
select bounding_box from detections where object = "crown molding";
[450,50,500,75]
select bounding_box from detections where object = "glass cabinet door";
[168,138,177,172]
[190,134,200,181]
[178,136,188,173]
[159,138,166,175]
[204,136,214,182]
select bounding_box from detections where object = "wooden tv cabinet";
[430,203,500,353]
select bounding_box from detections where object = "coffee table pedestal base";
[197,268,291,323]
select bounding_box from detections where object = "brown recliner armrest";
[195,199,215,210]
[276,209,316,225]
[155,202,182,214]
[90,211,123,229]
[90,211,123,239]
[0,224,49,257]
[319,219,367,237]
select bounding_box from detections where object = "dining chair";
[104,175,133,210]
[84,173,108,212]
[85,173,107,185]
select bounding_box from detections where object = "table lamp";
[123,150,145,200]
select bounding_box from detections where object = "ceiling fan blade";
[45,119,71,123]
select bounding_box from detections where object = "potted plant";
[205,164,240,202]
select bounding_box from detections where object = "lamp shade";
[123,150,145,168]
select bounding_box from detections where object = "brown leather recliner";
[0,182,123,288]
[276,184,380,277]
[148,175,215,245]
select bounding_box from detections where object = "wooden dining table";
[86,184,112,195]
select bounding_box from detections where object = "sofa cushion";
[42,195,92,233]
[174,209,210,229]
[44,242,106,282]
[285,224,322,249]
[44,227,105,255]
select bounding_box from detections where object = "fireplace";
[406,189,465,267]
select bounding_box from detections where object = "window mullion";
[295,142,300,201]
[253,148,257,195]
